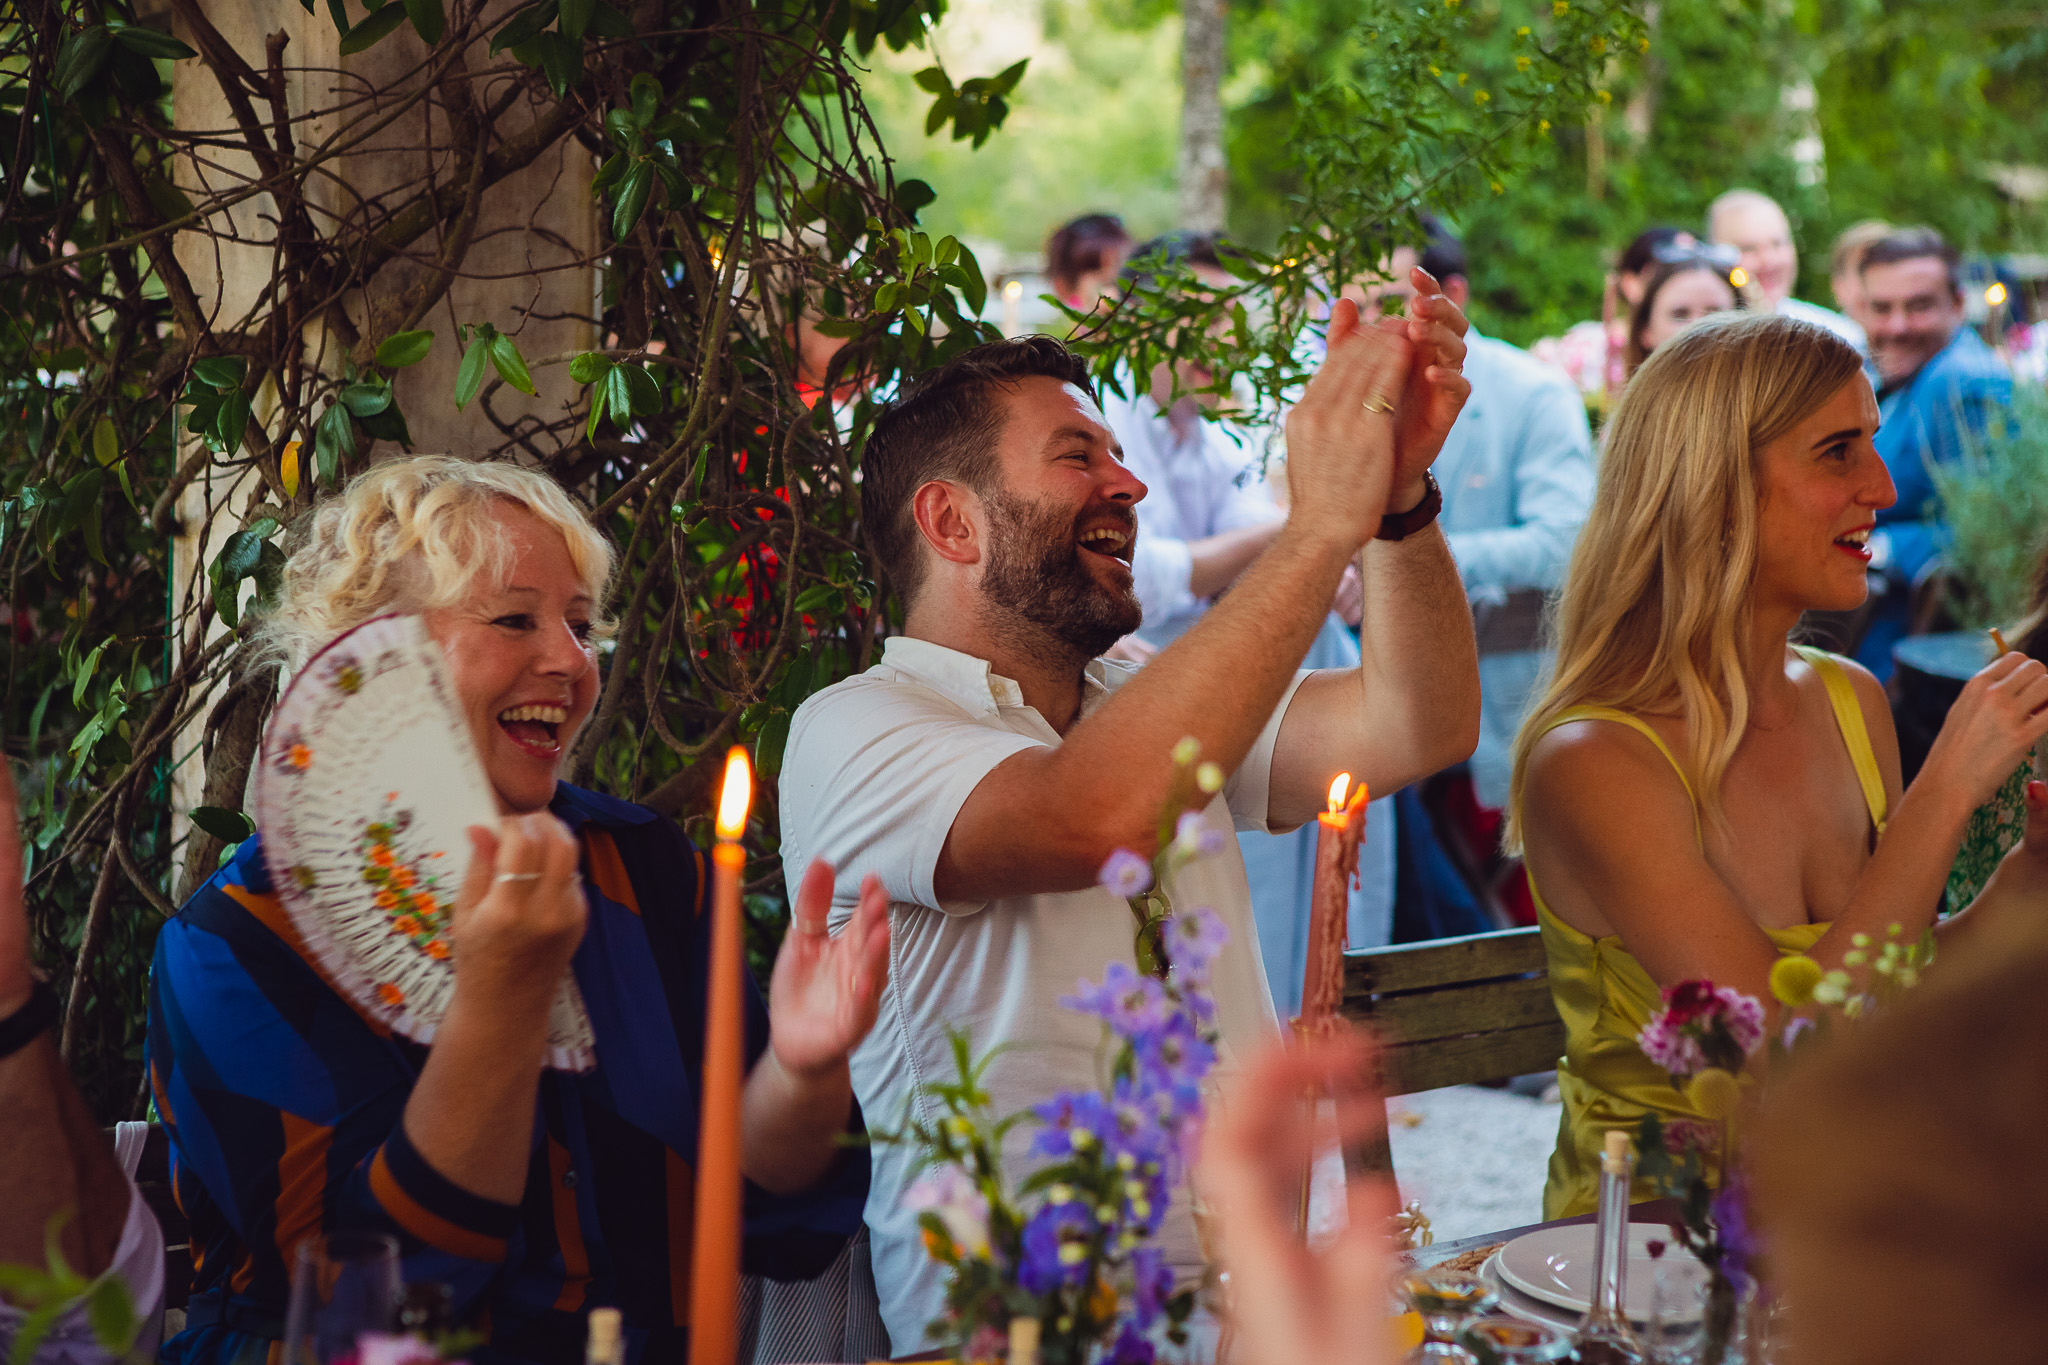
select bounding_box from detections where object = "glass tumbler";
[283,1230,402,1365]
[1461,1318,1574,1363]
[1399,1267,1499,1363]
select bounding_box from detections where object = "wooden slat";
[1343,926,1547,996]
[1360,974,1560,1045]
[1381,1020,1569,1096]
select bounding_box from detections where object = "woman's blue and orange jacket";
[146,782,868,1365]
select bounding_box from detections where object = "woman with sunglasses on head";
[1508,312,2048,1220]
[1623,250,1743,378]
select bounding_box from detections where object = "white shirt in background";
[777,636,1293,1351]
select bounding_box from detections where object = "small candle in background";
[689,747,752,1365]
[1302,772,1369,1025]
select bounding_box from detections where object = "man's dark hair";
[1861,226,1962,294]
[1046,214,1131,298]
[1416,214,1468,285]
[860,336,1094,605]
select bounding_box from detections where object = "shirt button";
[563,1170,579,1188]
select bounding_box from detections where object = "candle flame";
[1327,772,1352,813]
[716,747,752,841]
[1987,282,2009,308]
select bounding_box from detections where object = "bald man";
[1708,189,1865,350]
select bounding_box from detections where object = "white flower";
[903,1165,991,1259]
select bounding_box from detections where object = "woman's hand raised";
[452,813,588,1008]
[767,858,891,1080]
[1922,652,2048,813]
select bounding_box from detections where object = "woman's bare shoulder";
[1524,713,1693,834]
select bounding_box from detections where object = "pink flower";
[1636,1011,1706,1076]
[1637,979,1767,1079]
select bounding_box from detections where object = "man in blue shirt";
[1858,226,2012,678]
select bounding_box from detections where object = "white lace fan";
[252,613,597,1071]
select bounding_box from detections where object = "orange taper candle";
[689,746,751,1365]
[1301,772,1369,1025]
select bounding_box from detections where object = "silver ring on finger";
[495,872,543,883]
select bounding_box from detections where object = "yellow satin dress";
[1524,646,1888,1219]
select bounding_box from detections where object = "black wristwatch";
[0,980,58,1061]
[1377,471,1443,542]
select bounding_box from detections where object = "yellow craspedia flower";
[1594,88,1612,103]
[1590,35,1606,52]
[1538,117,1551,133]
[1553,1,1569,14]
[1474,88,1490,104]
[1517,24,1531,35]
[1429,63,1442,76]
[1770,954,1825,1007]
[1516,55,1532,70]
[1490,180,1505,194]
[1196,761,1223,793]
[1638,35,1651,50]
[1687,1067,1742,1120]
[1457,71,1469,85]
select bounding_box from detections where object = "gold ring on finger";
[1363,393,1396,414]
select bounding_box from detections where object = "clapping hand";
[1197,1027,1398,1365]
[1389,267,1471,498]
[767,857,891,1079]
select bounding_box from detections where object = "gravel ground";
[1386,1082,1563,1245]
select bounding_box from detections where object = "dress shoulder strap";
[1534,705,1703,849]
[1792,645,1889,835]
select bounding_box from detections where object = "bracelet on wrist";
[0,980,59,1061]
[1376,471,1443,542]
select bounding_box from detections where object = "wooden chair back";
[1338,926,1564,1174]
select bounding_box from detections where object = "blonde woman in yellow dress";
[1507,311,2048,1219]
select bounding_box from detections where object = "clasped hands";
[1284,268,1471,550]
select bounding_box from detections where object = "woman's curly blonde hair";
[258,456,615,669]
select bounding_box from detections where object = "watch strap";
[0,980,59,1061]
[1376,471,1443,542]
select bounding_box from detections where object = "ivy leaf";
[91,418,119,468]
[630,71,661,127]
[894,178,936,221]
[535,30,583,96]
[620,364,660,415]
[191,356,247,391]
[568,351,614,384]
[954,240,988,315]
[402,0,445,44]
[340,382,393,417]
[488,334,536,395]
[455,326,495,409]
[611,161,653,240]
[584,2,632,37]
[53,26,113,101]
[58,467,106,566]
[912,66,952,96]
[489,0,556,54]
[212,388,252,454]
[109,25,198,60]
[314,403,355,484]
[558,0,592,41]
[338,4,410,54]
[189,806,255,844]
[374,329,434,368]
[210,523,275,628]
[71,639,109,710]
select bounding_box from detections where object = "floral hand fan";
[253,613,597,1071]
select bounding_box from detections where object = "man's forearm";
[739,1052,853,1195]
[0,1034,133,1275]
[1186,521,1284,599]
[1357,523,1482,777]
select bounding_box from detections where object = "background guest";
[1530,225,1696,399]
[1046,213,1133,312]
[1107,229,1396,994]
[1858,226,2014,676]
[0,758,165,1365]
[151,458,890,1365]
[1828,218,1894,338]
[1708,188,1865,348]
[1348,217,1595,932]
[1624,255,1741,377]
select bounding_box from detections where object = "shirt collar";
[881,636,1121,718]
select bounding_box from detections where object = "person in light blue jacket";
[1857,226,2013,679]
[1352,221,1595,815]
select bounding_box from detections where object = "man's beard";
[980,489,1142,662]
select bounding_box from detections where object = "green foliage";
[1934,386,2048,630]
[0,1213,141,1365]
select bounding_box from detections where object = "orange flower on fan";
[389,866,416,890]
[376,982,405,1007]
[288,744,312,770]
[425,940,450,960]
[394,915,422,936]
[374,889,399,910]
[412,892,438,918]
[370,845,396,868]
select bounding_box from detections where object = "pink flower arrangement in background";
[1637,979,1765,1079]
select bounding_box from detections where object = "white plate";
[253,614,597,1070]
[1478,1252,1579,1330]
[1495,1223,1708,1321]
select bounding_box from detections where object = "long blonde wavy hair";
[1504,312,1865,852]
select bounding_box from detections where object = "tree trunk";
[1178,0,1227,234]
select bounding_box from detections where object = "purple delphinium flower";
[1129,1246,1174,1329]
[1099,848,1154,898]
[1032,1090,1116,1159]
[1106,1323,1156,1365]
[1163,906,1229,986]
[1174,809,1225,857]
[1779,1015,1816,1050]
[1064,962,1174,1037]
[1018,1202,1096,1293]
[1709,1170,1757,1295]
[1133,1013,1218,1104]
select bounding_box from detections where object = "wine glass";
[1461,1318,1574,1363]
[283,1231,402,1365]
[1644,1262,1708,1365]
[1399,1267,1498,1363]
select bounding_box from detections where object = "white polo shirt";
[777,636,1294,1350]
